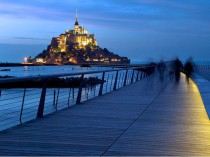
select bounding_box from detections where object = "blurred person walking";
[174,57,183,83]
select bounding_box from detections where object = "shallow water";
[0,65,110,77]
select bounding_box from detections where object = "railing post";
[144,72,146,78]
[136,70,140,82]
[131,69,135,83]
[76,74,84,104]
[123,70,128,86]
[37,79,47,118]
[99,71,105,96]
[140,72,143,79]
[105,74,109,93]
[73,88,75,98]
[53,90,56,107]
[55,88,60,111]
[68,88,71,107]
[110,74,114,91]
[87,86,90,99]
[113,70,119,90]
[117,73,121,88]
[20,88,26,124]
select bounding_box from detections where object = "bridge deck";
[0,73,210,156]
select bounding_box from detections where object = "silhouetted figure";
[174,58,183,83]
[184,59,193,81]
[169,62,175,79]
[157,60,166,82]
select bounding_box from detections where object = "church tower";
[74,9,79,33]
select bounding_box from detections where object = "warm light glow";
[189,77,209,119]
[24,57,28,63]
[93,59,99,62]
[181,73,209,120]
[36,58,44,63]
[111,58,120,62]
[69,57,78,64]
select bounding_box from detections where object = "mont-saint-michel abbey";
[34,13,130,64]
[53,14,97,53]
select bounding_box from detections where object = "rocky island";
[33,13,130,65]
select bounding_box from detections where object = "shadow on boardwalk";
[0,72,210,156]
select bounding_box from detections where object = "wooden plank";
[104,74,210,156]
[0,73,209,156]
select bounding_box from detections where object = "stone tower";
[74,9,79,33]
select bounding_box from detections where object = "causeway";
[0,73,210,155]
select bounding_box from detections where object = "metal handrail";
[0,68,126,83]
[0,65,154,83]
[0,65,155,131]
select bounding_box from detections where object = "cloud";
[0,0,209,36]
[0,0,210,62]
[1,0,210,29]
[0,1,68,21]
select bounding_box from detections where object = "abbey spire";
[75,9,79,26]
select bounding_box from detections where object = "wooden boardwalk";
[0,73,210,155]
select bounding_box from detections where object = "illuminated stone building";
[35,11,130,64]
[51,12,97,53]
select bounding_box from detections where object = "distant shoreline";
[0,63,59,67]
[0,62,131,67]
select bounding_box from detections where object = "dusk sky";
[0,0,210,63]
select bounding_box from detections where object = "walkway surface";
[0,73,210,156]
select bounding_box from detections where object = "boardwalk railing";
[0,66,155,131]
[193,64,210,81]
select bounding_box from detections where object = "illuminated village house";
[36,58,44,63]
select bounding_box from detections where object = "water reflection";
[0,65,112,77]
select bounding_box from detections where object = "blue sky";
[0,0,210,63]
